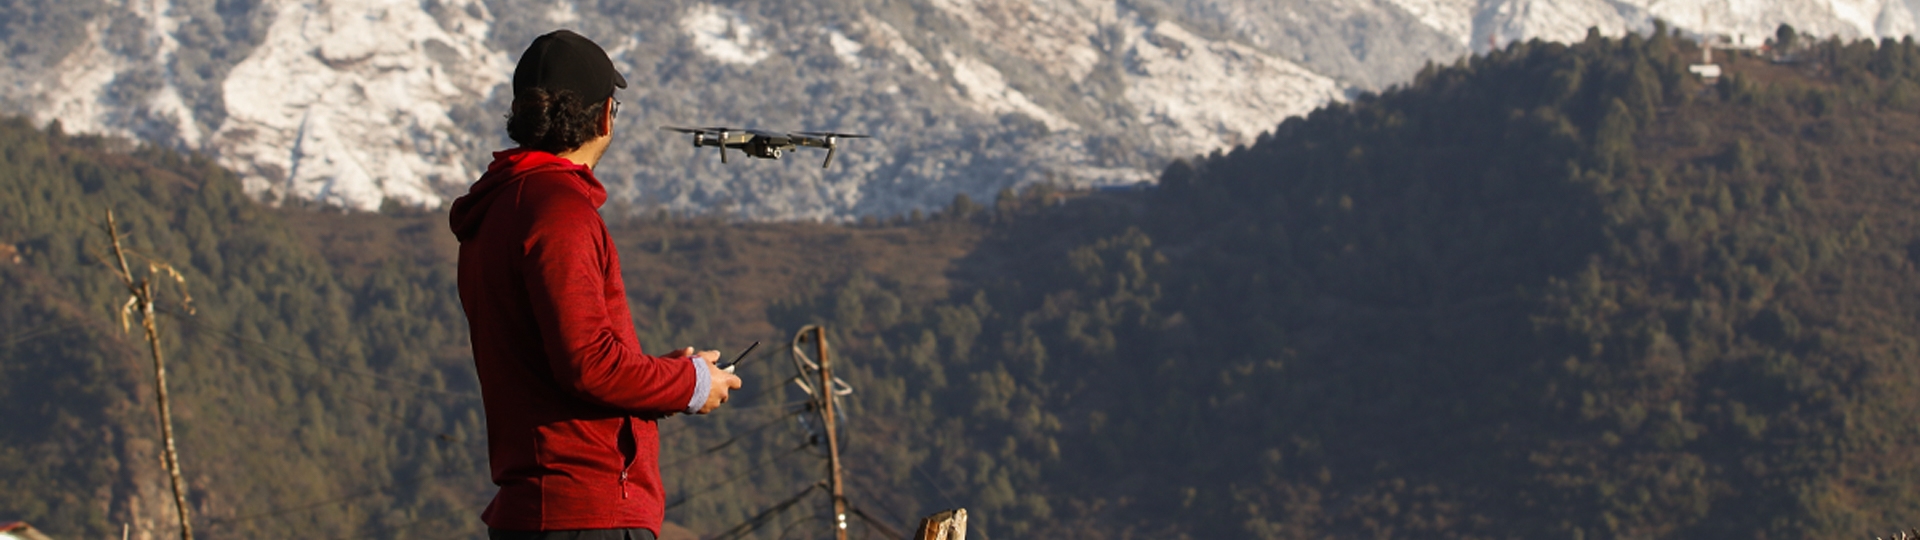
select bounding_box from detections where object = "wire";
[777,515,830,540]
[332,391,478,444]
[723,397,811,414]
[705,484,820,540]
[710,408,808,451]
[159,312,487,531]
[424,522,488,540]
[133,311,487,535]
[665,441,812,511]
[843,474,911,533]
[162,308,481,400]
[0,323,72,348]
[660,409,803,469]
[320,511,486,540]
[847,504,905,540]
[912,464,989,540]
[180,321,482,445]
[657,399,808,439]
[714,379,799,409]
[788,327,854,401]
[203,465,465,528]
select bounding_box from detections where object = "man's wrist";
[685,357,713,414]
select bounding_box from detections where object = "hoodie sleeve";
[518,184,698,414]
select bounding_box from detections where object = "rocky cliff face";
[3,0,1915,218]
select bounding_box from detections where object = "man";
[449,30,743,540]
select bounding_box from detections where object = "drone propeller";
[796,131,867,168]
[663,126,720,158]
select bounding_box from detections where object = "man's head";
[507,30,627,156]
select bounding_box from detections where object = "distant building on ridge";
[1690,34,1723,81]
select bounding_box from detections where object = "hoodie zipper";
[620,416,635,499]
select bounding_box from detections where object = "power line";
[661,409,804,469]
[203,465,468,529]
[846,504,905,540]
[705,484,821,540]
[658,399,808,439]
[0,322,74,349]
[161,309,481,400]
[666,441,812,511]
[842,474,911,534]
[912,464,987,540]
[319,509,487,540]
[179,322,484,444]
[778,515,832,540]
[721,397,811,414]
[699,407,808,452]
[167,317,489,535]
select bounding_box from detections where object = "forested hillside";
[0,121,495,539]
[11,25,1920,540]
[777,27,1920,538]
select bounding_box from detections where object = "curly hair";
[505,88,609,153]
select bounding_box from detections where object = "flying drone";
[660,126,869,168]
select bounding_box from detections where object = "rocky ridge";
[2,0,1915,218]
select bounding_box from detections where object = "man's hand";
[691,348,743,414]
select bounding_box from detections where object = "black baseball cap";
[513,30,627,102]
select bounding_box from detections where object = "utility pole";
[103,210,196,540]
[790,325,901,540]
[815,326,848,540]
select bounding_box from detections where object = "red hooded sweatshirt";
[450,149,697,533]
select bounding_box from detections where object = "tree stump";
[913,508,966,540]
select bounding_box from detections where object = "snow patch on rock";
[1118,16,1345,155]
[928,1,1344,157]
[1356,0,1920,53]
[828,29,864,66]
[23,0,204,146]
[925,0,1109,82]
[1384,0,1476,45]
[212,0,508,210]
[1454,0,1920,52]
[34,22,123,138]
[130,0,205,146]
[857,13,935,76]
[682,5,771,65]
[1479,0,1642,47]
[943,50,1079,131]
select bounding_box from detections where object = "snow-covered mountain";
[3,0,1916,218]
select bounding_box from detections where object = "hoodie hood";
[449,149,602,242]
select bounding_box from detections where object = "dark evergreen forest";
[8,25,1920,539]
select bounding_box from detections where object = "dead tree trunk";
[104,210,195,540]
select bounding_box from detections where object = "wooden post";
[815,326,848,540]
[914,509,967,540]
[105,210,195,540]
